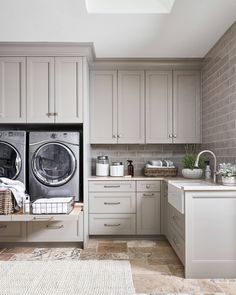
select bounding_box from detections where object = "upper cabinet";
[0,57,26,123]
[146,70,201,144]
[173,71,201,143]
[90,71,118,144]
[27,57,83,123]
[117,71,145,144]
[90,70,145,144]
[146,71,172,143]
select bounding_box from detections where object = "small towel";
[0,177,26,209]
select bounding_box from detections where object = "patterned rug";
[0,260,135,295]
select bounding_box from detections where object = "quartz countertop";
[87,176,184,181]
[168,180,236,191]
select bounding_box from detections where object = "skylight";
[85,0,175,14]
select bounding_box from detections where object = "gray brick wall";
[202,21,236,164]
[91,144,198,176]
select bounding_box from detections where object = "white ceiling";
[0,0,235,58]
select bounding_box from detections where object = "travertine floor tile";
[130,258,171,275]
[2,247,33,254]
[97,242,127,253]
[0,253,15,261]
[127,240,156,248]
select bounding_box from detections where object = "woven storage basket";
[144,167,178,177]
[0,189,14,215]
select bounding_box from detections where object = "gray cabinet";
[137,181,161,235]
[27,56,83,123]
[146,71,172,143]
[0,221,27,242]
[0,57,26,123]
[90,71,118,143]
[90,70,145,144]
[146,70,201,143]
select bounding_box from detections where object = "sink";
[168,180,217,214]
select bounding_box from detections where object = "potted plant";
[218,163,236,185]
[182,153,205,179]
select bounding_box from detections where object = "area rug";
[0,260,135,295]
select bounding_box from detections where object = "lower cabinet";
[0,222,27,242]
[89,214,136,235]
[89,180,161,235]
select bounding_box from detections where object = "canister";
[110,162,124,177]
[96,156,109,176]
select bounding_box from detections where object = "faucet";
[194,150,217,183]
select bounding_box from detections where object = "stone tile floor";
[0,238,235,295]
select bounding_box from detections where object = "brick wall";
[202,21,236,164]
[91,144,198,176]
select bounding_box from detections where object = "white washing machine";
[0,131,26,184]
[29,131,80,201]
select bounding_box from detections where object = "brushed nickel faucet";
[194,150,217,183]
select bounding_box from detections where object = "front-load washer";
[29,132,80,201]
[0,131,26,184]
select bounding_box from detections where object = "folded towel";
[0,177,26,209]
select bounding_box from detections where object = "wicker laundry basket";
[0,189,14,215]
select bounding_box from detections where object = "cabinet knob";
[117,134,121,138]
[46,112,53,117]
[169,134,173,138]
[112,135,117,138]
[173,134,177,138]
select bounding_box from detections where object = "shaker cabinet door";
[55,57,83,123]
[0,57,26,123]
[173,70,201,143]
[27,57,55,123]
[146,71,172,143]
[117,71,145,143]
[90,71,118,143]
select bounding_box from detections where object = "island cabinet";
[0,57,26,123]
[88,180,161,235]
[90,70,145,144]
[27,56,83,123]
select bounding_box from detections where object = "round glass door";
[32,143,76,186]
[0,142,21,179]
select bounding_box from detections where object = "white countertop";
[168,180,236,191]
[87,176,181,181]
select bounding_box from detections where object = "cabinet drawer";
[27,220,80,242]
[137,181,160,192]
[89,192,136,214]
[89,214,136,235]
[89,181,135,192]
[168,224,185,265]
[0,222,26,242]
[169,204,185,238]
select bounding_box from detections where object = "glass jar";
[96,156,109,176]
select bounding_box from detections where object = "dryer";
[29,132,80,201]
[0,131,26,184]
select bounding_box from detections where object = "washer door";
[0,142,22,179]
[32,142,76,187]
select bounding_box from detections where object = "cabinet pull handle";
[104,185,121,188]
[104,223,121,227]
[32,217,54,221]
[46,112,53,117]
[46,225,64,229]
[53,112,58,116]
[104,202,121,205]
[143,193,155,197]
[0,225,7,229]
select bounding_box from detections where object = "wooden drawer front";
[89,181,135,192]
[137,181,160,192]
[169,204,185,238]
[27,220,79,242]
[0,222,26,242]
[89,214,136,235]
[89,192,136,214]
[168,224,185,265]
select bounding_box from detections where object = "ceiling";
[0,0,235,58]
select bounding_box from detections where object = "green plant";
[182,153,205,170]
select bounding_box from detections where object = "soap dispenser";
[127,160,134,177]
[205,161,211,180]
